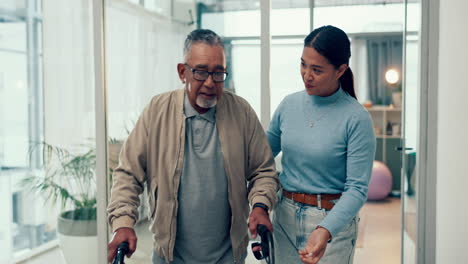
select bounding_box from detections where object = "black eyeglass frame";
[184,63,228,83]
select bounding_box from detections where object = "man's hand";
[298,226,331,264]
[107,227,137,263]
[248,207,273,239]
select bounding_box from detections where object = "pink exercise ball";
[367,161,392,201]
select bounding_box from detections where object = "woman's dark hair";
[304,25,356,99]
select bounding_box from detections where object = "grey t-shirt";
[153,96,233,264]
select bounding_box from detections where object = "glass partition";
[2,0,98,263]
[104,0,194,263]
[402,1,421,263]
[201,4,262,262]
[1,1,48,262]
[200,1,261,116]
[269,1,308,116]
[1,1,426,263]
[311,1,407,264]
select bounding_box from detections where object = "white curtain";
[43,0,194,144]
[43,0,95,147]
[350,37,369,104]
[106,0,193,140]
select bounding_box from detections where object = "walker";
[251,224,275,264]
[112,242,129,264]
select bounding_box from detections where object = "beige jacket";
[107,89,278,263]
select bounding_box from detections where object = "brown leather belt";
[282,190,342,210]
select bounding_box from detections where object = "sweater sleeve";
[318,110,376,238]
[266,99,284,157]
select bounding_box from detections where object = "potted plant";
[21,142,98,264]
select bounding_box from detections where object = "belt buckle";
[317,194,322,210]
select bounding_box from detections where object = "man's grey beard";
[186,82,217,109]
[196,96,217,109]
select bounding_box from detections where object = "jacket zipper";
[168,115,185,260]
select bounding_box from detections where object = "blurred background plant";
[20,142,97,220]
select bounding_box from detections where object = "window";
[200,2,262,116]
[0,0,49,261]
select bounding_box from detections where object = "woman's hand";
[298,226,331,264]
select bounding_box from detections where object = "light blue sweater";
[267,87,376,237]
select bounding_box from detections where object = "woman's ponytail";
[340,67,357,99]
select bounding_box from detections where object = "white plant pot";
[392,92,402,108]
[58,210,97,264]
[58,233,98,264]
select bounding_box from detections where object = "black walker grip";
[251,224,275,264]
[112,241,129,264]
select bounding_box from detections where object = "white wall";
[436,0,468,262]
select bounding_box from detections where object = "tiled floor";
[24,197,402,264]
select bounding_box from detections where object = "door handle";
[395,147,414,151]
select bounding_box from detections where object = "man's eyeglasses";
[184,63,228,83]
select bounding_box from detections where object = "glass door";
[401,0,421,263]
[104,1,263,262]
[2,1,99,263]
[200,0,262,116]
[104,0,195,263]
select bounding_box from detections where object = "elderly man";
[107,29,278,264]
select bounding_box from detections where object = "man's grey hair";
[183,29,224,60]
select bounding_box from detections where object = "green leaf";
[20,142,97,217]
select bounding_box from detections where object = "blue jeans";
[272,191,358,264]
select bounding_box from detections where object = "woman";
[267,25,376,264]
